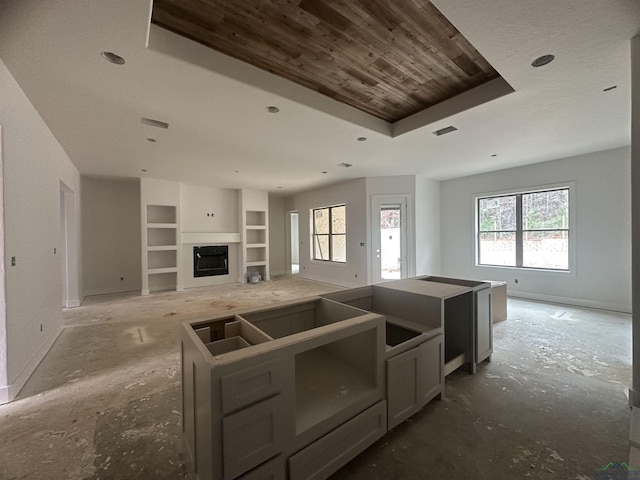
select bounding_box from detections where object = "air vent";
[141,117,169,129]
[338,163,353,168]
[433,126,458,136]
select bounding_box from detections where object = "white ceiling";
[0,0,638,194]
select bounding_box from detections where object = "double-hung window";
[477,187,570,271]
[312,204,346,263]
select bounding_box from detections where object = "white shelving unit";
[240,190,270,283]
[142,204,181,295]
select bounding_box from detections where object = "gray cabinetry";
[387,335,443,430]
[475,287,492,363]
[222,395,285,479]
[288,400,387,480]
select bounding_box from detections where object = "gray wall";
[81,176,141,296]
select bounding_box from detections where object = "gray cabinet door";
[387,336,443,430]
[222,395,285,479]
[475,289,492,363]
[421,335,443,404]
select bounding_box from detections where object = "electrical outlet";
[11,256,15,267]
[54,247,57,254]
[120,277,124,281]
[40,323,43,332]
[514,279,519,284]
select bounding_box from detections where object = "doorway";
[372,195,408,283]
[60,181,79,308]
[289,212,299,274]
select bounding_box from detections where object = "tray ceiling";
[151,0,501,122]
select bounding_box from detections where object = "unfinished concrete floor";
[0,276,632,480]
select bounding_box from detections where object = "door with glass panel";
[372,196,407,283]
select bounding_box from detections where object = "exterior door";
[372,196,408,283]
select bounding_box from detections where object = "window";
[477,187,569,270]
[312,204,346,262]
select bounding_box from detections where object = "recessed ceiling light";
[141,169,147,172]
[531,54,554,68]
[266,106,280,113]
[141,117,169,129]
[277,186,283,189]
[357,137,367,142]
[101,51,125,65]
[146,138,157,143]
[433,126,458,136]
[603,85,617,92]
[490,154,497,157]
[234,170,239,173]
[321,171,327,174]
[338,163,353,168]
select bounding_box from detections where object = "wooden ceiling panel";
[151,0,501,122]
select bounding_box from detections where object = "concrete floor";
[0,276,632,480]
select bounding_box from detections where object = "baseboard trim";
[4,324,64,403]
[508,290,631,314]
[298,273,360,289]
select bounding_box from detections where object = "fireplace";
[193,246,229,277]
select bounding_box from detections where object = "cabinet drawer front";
[288,400,387,480]
[221,358,285,414]
[223,395,285,480]
[237,455,285,480]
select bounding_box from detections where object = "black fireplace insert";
[193,246,228,277]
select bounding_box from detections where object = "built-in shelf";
[246,210,266,227]
[143,203,180,295]
[147,223,177,228]
[147,205,176,224]
[148,245,178,251]
[148,267,178,274]
[242,207,269,283]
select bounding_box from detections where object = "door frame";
[370,194,412,283]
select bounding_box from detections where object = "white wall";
[268,194,286,277]
[0,58,81,403]
[291,179,368,287]
[415,176,441,276]
[441,147,631,312]
[81,176,141,296]
[181,184,238,233]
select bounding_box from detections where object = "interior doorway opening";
[60,181,79,308]
[289,211,299,274]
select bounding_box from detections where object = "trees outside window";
[312,205,346,263]
[478,188,569,270]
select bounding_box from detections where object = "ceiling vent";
[433,126,458,136]
[141,117,169,129]
[338,163,353,168]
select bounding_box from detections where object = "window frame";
[311,204,346,263]
[475,185,573,273]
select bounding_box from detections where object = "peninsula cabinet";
[180,277,492,480]
[181,298,386,480]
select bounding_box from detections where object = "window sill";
[310,260,347,267]
[474,264,575,277]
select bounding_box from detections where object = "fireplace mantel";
[182,232,241,244]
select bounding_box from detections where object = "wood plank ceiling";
[151,0,501,123]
